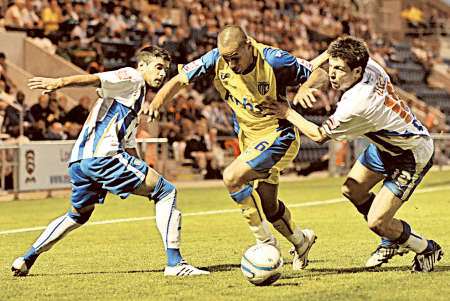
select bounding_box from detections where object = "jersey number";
[384,83,413,124]
[254,141,269,152]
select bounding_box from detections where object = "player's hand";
[293,86,319,109]
[261,101,290,119]
[142,101,161,122]
[28,77,62,94]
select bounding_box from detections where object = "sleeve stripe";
[296,58,313,72]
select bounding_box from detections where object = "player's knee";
[68,206,94,224]
[342,179,364,203]
[229,184,253,203]
[223,166,243,189]
[151,176,176,203]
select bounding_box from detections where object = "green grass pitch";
[1,170,449,300]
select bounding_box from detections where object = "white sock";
[32,214,81,254]
[155,190,181,249]
[400,230,428,253]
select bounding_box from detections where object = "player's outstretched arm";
[28,74,101,94]
[262,102,329,144]
[310,51,329,70]
[146,73,186,122]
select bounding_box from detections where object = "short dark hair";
[328,36,369,70]
[136,45,171,64]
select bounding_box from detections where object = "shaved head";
[217,25,255,74]
[218,25,248,54]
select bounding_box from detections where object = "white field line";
[1,185,449,236]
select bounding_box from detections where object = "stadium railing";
[1,133,449,196]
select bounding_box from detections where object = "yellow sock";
[231,185,272,243]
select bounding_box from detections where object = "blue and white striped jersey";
[69,67,146,163]
[321,59,432,157]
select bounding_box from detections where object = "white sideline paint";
[1,185,450,236]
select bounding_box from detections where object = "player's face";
[219,42,254,74]
[328,57,362,91]
[139,57,170,88]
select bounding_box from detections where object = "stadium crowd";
[0,0,449,178]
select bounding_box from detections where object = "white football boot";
[365,244,409,268]
[164,260,210,276]
[290,229,317,270]
[11,257,29,277]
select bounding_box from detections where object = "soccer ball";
[240,244,283,286]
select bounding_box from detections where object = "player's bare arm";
[145,73,186,121]
[292,67,329,108]
[263,101,329,144]
[310,51,330,70]
[292,51,329,108]
[28,74,101,94]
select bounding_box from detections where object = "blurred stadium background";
[1,1,450,299]
[0,0,449,194]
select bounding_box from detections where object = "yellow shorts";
[238,127,300,184]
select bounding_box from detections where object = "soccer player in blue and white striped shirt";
[12,46,209,277]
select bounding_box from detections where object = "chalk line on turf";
[1,185,449,235]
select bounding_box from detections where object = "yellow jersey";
[179,38,312,142]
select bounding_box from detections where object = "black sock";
[355,192,375,218]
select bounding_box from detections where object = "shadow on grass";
[272,265,450,286]
[272,282,302,287]
[27,264,450,278]
[29,263,242,277]
[308,265,450,274]
[201,263,241,272]
[29,268,164,277]
[278,265,450,280]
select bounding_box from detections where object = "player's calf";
[149,175,209,275]
[149,176,182,266]
[229,184,274,244]
[265,200,317,270]
[367,216,396,238]
[12,207,93,277]
[343,186,407,268]
[266,200,305,248]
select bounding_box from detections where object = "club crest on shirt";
[257,81,270,95]
[116,69,132,80]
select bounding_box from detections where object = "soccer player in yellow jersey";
[148,26,322,269]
